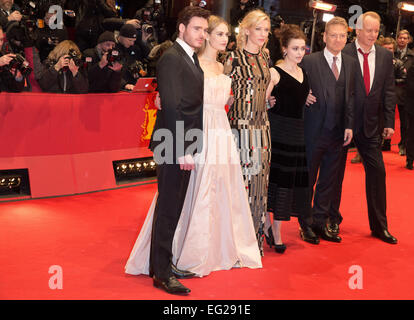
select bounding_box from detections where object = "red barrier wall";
[0,92,157,200]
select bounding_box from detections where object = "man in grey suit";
[341,12,397,244]
[300,17,355,244]
[148,6,210,294]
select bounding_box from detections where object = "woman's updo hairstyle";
[279,24,307,50]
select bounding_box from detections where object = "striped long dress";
[224,49,271,255]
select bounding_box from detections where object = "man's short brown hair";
[325,17,348,33]
[176,6,210,33]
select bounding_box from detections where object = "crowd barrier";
[0,91,158,200]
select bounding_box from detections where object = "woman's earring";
[283,51,287,58]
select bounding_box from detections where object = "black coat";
[149,41,204,160]
[34,26,68,63]
[0,68,24,92]
[406,63,414,115]
[0,3,20,29]
[83,47,122,93]
[37,59,89,93]
[115,41,149,88]
[302,50,356,158]
[342,42,396,137]
[64,0,117,51]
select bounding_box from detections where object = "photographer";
[64,0,118,51]
[36,40,88,93]
[83,31,122,93]
[230,0,255,28]
[35,9,68,63]
[114,23,148,91]
[0,25,24,92]
[0,0,21,29]
[133,5,166,46]
[101,9,154,55]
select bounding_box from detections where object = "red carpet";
[1,138,413,300]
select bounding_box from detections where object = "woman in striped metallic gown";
[224,10,272,255]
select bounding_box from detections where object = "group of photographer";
[0,0,162,93]
[0,25,24,92]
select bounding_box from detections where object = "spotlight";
[398,2,414,11]
[0,170,31,198]
[308,1,337,53]
[309,0,337,12]
[113,157,157,184]
[397,2,414,38]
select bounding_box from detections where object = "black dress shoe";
[153,276,191,295]
[172,264,196,279]
[327,223,340,235]
[406,159,413,170]
[313,225,342,243]
[300,226,320,244]
[371,230,398,244]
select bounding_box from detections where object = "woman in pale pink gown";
[125,16,262,277]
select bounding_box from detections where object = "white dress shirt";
[324,47,342,75]
[355,39,376,90]
[176,37,195,64]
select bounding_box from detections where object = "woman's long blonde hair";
[198,15,230,56]
[236,9,270,50]
[47,40,82,62]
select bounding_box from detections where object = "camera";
[106,49,122,67]
[62,48,82,71]
[142,23,154,35]
[2,53,33,77]
[20,1,39,27]
[67,48,82,66]
[128,60,147,79]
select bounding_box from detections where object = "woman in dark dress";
[264,25,310,253]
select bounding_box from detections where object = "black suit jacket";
[406,63,414,115]
[149,41,204,161]
[342,42,396,138]
[302,50,355,154]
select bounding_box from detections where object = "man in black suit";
[405,61,414,169]
[341,11,397,244]
[395,30,414,156]
[148,6,210,295]
[301,17,355,244]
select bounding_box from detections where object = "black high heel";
[264,226,275,248]
[274,243,286,254]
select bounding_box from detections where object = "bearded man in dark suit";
[149,6,210,294]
